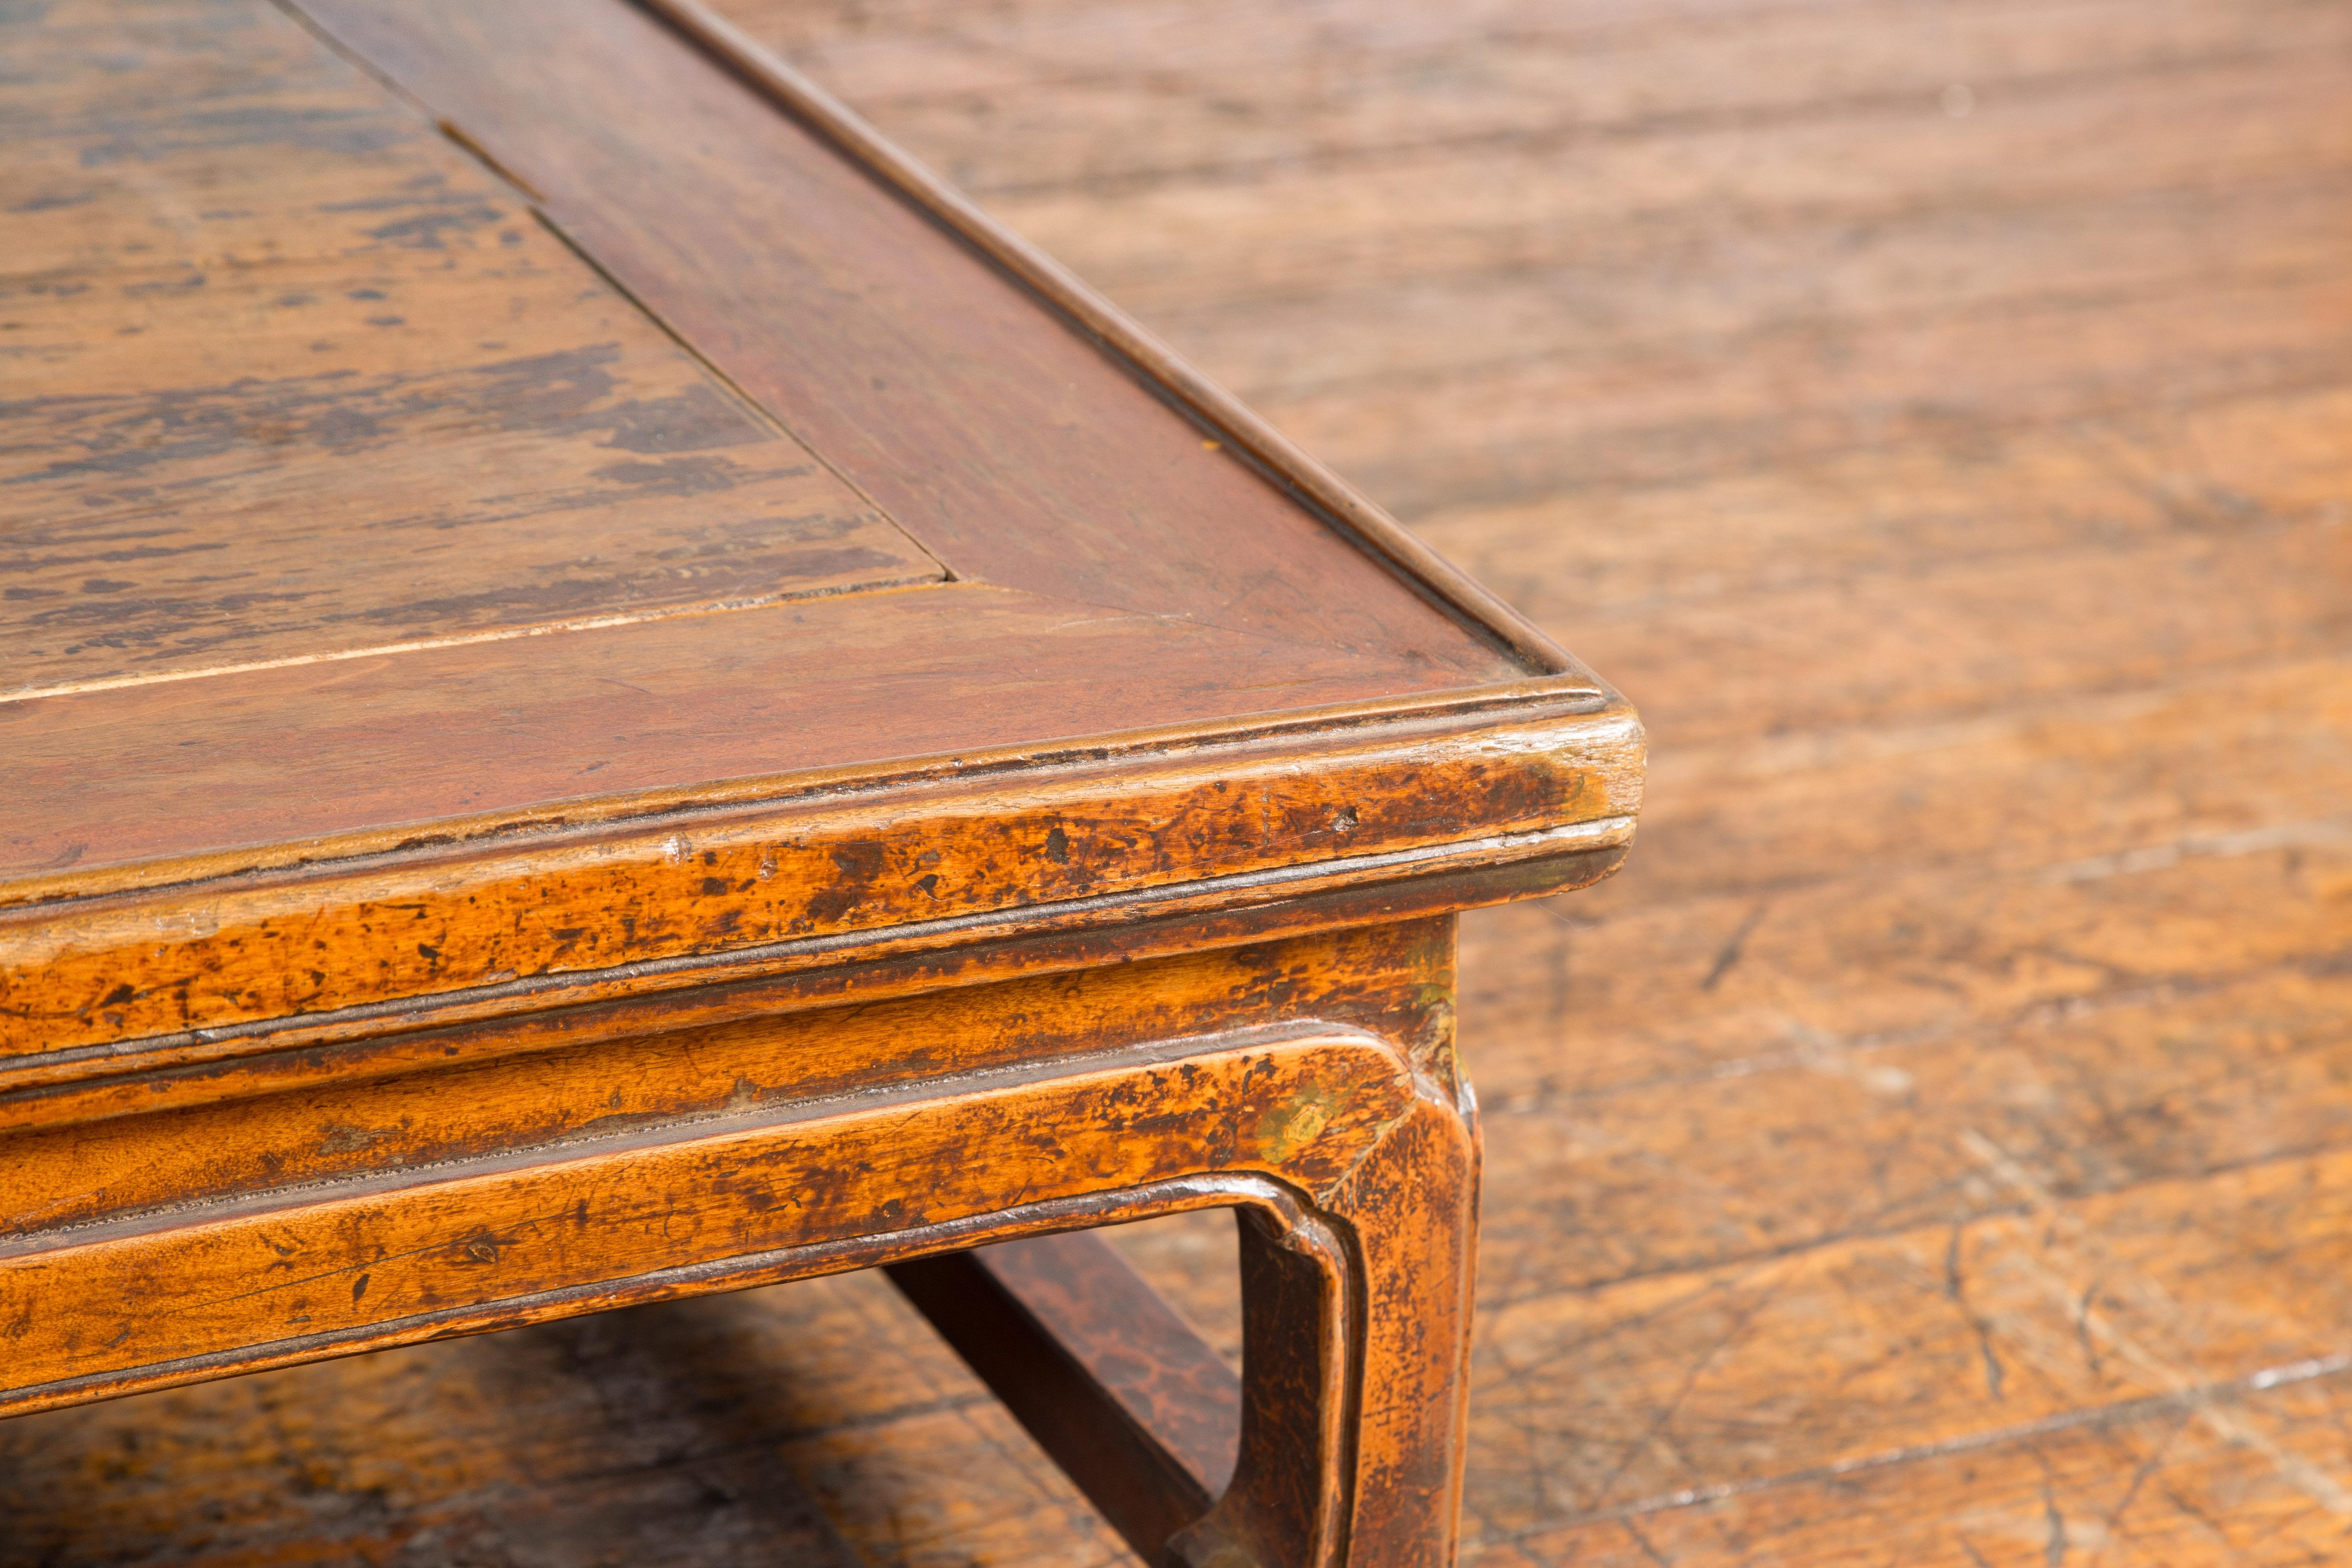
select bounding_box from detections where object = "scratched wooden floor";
[9,0,2352,1562]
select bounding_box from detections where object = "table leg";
[1175,1089,1480,1568]
[896,1083,1480,1568]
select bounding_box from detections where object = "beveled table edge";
[0,686,1642,1087]
[0,672,1613,910]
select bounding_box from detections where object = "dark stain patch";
[334,576,662,636]
[0,2,58,35]
[315,182,483,216]
[1,346,736,489]
[364,206,505,249]
[1044,826,1071,865]
[7,56,944,695]
[121,272,205,299]
[317,1123,398,1156]
[304,403,386,447]
[76,105,413,168]
[591,456,745,497]
[7,585,317,651]
[589,387,778,455]
[805,842,888,928]
[760,544,906,578]
[8,190,93,214]
[0,278,88,301]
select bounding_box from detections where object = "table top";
[0,0,1640,1096]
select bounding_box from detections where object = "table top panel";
[3,0,940,702]
[296,0,1521,671]
[0,0,1641,1070]
[1,0,1551,896]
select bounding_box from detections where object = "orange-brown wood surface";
[0,1023,1410,1406]
[3,1,1626,1562]
[3,918,1458,1246]
[1,0,1619,903]
[1,0,1638,1100]
[10,0,2349,1563]
[1,902,1489,1565]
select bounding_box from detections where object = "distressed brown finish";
[631,0,2349,1559]
[0,844,1614,1142]
[292,0,1541,678]
[0,597,1627,892]
[0,0,1629,903]
[5,921,1460,1242]
[0,0,937,699]
[6,0,2352,1556]
[0,1024,1413,1407]
[2,697,1635,1060]
[0,0,1637,1563]
[0,918,1488,1565]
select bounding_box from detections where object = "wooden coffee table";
[0,1,1643,1562]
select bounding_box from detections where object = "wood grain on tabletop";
[0,0,940,701]
[6,0,2351,1566]
[0,0,1534,896]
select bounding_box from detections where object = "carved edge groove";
[1,694,1641,1066]
[2,1027,1478,1564]
[0,857,1563,1150]
[1,1024,1418,1406]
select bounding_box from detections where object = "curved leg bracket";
[894,1085,1479,1568]
[1,1025,1480,1568]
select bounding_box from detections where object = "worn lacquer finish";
[12,0,2352,1556]
[889,1229,1246,1558]
[292,0,1526,680]
[3,918,1482,1565]
[1,0,1629,902]
[0,1,1640,1564]
[0,1030,1401,1397]
[2,922,1460,1240]
[0,701,1638,1062]
[0,0,938,700]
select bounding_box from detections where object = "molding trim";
[0,827,1621,1100]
